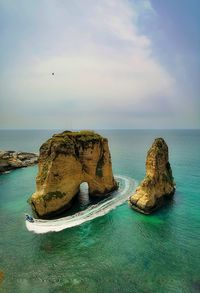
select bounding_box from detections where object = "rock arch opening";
[29,130,118,218]
[78,182,90,207]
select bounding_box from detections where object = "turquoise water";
[0,130,200,292]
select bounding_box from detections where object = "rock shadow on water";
[192,280,200,293]
[33,180,118,221]
[132,198,176,243]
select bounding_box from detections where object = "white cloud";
[1,0,179,128]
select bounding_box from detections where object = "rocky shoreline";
[0,150,38,174]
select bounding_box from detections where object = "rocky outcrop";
[29,130,117,218]
[129,138,175,214]
[0,150,38,174]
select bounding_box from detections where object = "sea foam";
[26,175,137,234]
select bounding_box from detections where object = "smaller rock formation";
[0,150,38,174]
[29,130,117,218]
[129,138,175,214]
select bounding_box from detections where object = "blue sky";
[0,0,199,129]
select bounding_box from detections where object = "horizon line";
[0,128,199,131]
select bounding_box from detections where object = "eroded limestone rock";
[29,130,117,218]
[0,150,38,174]
[129,138,175,214]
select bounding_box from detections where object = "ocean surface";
[0,129,200,293]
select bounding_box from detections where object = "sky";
[0,0,199,129]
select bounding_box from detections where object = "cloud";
[0,0,182,128]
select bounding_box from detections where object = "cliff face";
[129,138,175,214]
[29,130,117,218]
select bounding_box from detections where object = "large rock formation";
[0,150,38,174]
[29,130,117,218]
[129,138,175,214]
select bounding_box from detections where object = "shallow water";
[0,129,200,292]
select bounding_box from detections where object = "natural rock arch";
[29,130,117,218]
[78,182,90,206]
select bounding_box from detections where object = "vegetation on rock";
[29,130,117,218]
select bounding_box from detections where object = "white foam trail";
[26,175,137,234]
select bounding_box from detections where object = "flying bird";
[52,72,54,76]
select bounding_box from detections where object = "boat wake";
[26,175,137,234]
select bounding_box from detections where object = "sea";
[0,129,200,293]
